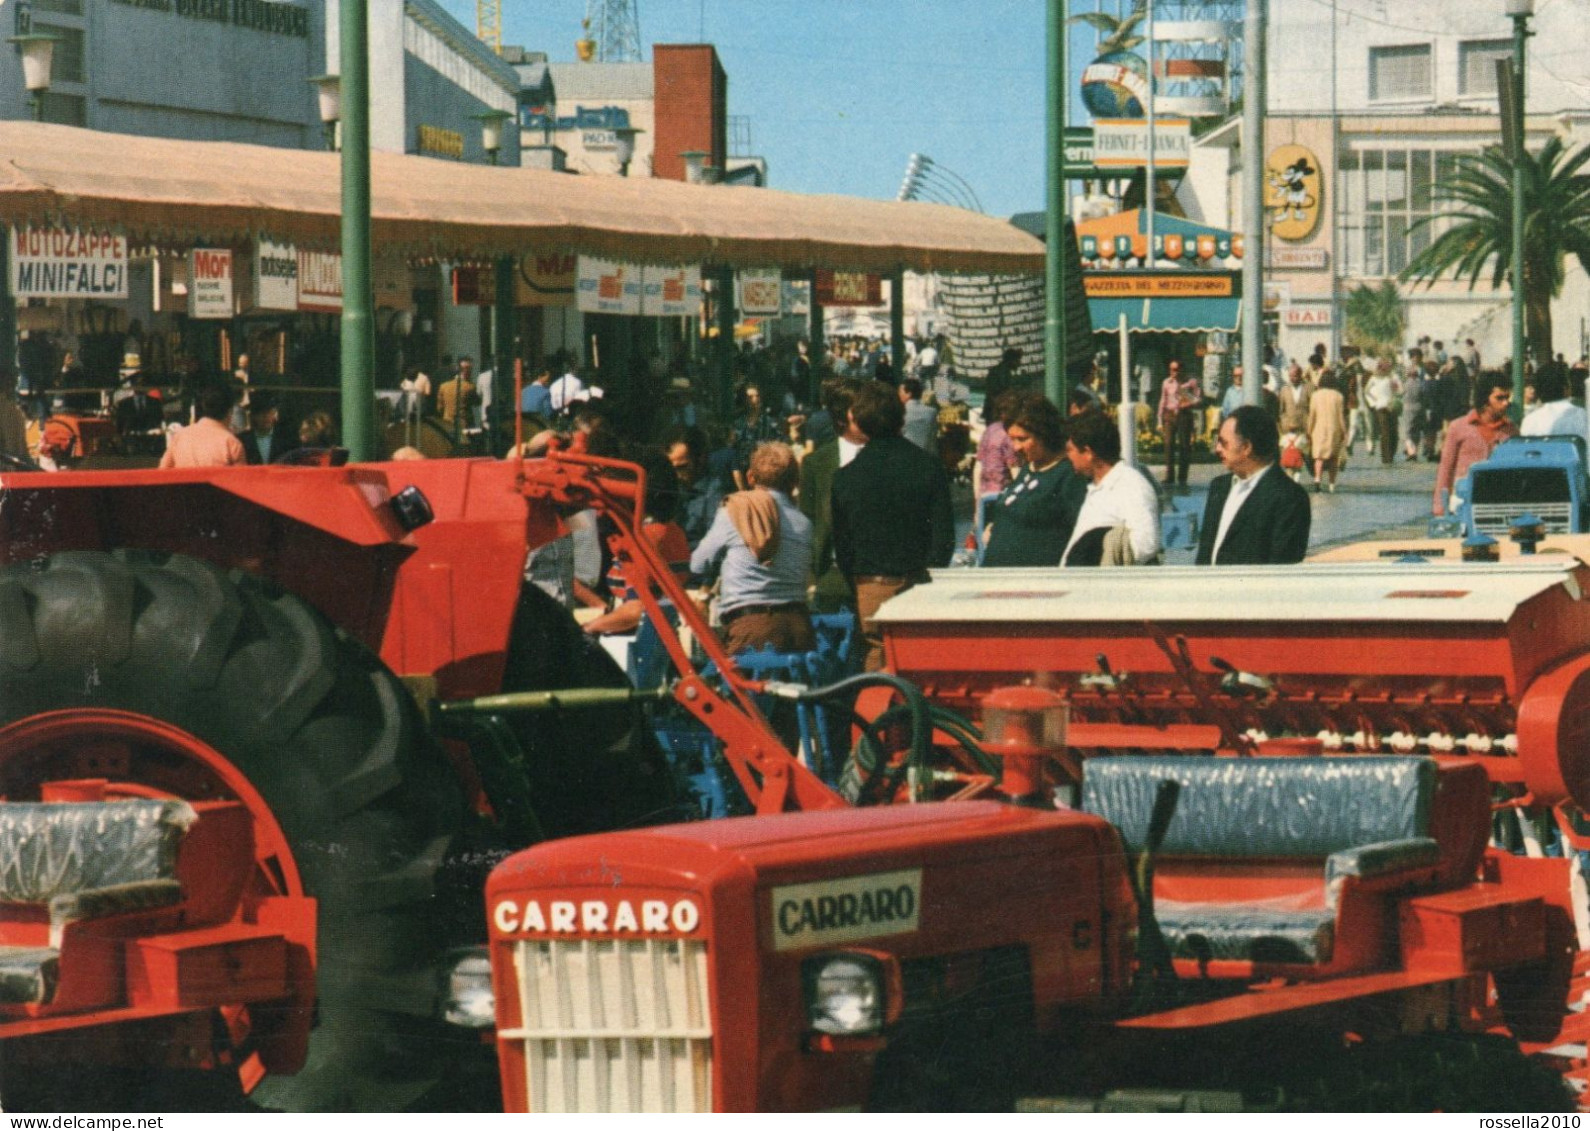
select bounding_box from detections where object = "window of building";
[1369,44,1433,102]
[33,23,83,85]
[38,92,85,127]
[1459,39,1511,97]
[32,0,83,14]
[1338,145,1472,279]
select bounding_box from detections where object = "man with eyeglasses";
[1157,359,1202,489]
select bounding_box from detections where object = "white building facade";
[1189,0,1590,366]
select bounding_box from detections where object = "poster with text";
[11,227,128,300]
[254,239,298,311]
[297,250,342,312]
[189,249,234,319]
[738,268,782,315]
[576,256,642,315]
[642,265,701,317]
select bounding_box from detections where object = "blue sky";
[437,0,1089,219]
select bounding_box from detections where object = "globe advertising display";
[1081,50,1149,119]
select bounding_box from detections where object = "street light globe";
[308,74,341,125]
[680,150,709,184]
[613,125,643,170]
[481,117,503,155]
[1505,0,1534,16]
[9,33,58,94]
[472,109,514,162]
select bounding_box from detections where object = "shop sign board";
[576,256,642,315]
[11,227,128,300]
[1083,272,1237,298]
[1265,144,1324,242]
[297,250,342,312]
[642,265,701,317]
[1093,119,1191,169]
[815,270,882,307]
[738,269,782,315]
[1265,246,1329,270]
[518,252,576,307]
[254,239,298,310]
[1284,305,1333,327]
[189,248,234,319]
[417,125,464,161]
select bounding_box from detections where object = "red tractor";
[484,525,1590,1111]
[0,452,699,1110]
[0,448,1583,1112]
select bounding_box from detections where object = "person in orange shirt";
[159,383,245,469]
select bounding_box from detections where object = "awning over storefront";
[1088,295,1241,334]
[0,122,1045,275]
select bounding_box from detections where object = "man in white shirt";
[1062,410,1161,566]
[549,356,587,415]
[1520,362,1588,440]
[1195,406,1311,565]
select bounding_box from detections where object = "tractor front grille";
[1470,500,1573,536]
[502,938,712,1112]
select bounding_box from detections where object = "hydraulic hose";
[846,702,999,806]
[755,671,937,803]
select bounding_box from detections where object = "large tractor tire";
[0,551,472,1112]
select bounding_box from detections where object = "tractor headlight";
[803,953,887,1035]
[442,947,495,1029]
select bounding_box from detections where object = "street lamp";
[308,73,340,151]
[1506,0,1533,419]
[474,108,513,165]
[612,124,642,177]
[680,149,709,184]
[9,31,58,121]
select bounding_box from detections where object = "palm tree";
[1069,1,1148,56]
[1344,280,1405,358]
[1401,137,1590,363]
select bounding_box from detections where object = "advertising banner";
[814,270,882,307]
[576,256,642,315]
[11,227,128,299]
[254,238,298,310]
[189,249,234,319]
[297,250,342,312]
[738,268,782,315]
[1093,119,1192,168]
[642,265,701,317]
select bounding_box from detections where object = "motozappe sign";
[11,227,129,299]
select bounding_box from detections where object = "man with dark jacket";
[799,378,866,611]
[832,381,955,670]
[1196,405,1312,565]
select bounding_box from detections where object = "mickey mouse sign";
[1265,144,1324,242]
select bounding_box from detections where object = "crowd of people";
[47,322,1590,671]
[1185,335,1590,519]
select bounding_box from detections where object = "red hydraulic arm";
[517,444,846,815]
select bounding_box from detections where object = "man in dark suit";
[240,393,282,466]
[832,381,954,670]
[1196,404,1311,565]
[799,378,865,611]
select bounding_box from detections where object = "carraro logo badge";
[771,869,922,952]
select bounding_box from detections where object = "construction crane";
[579,0,642,62]
[476,0,502,54]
